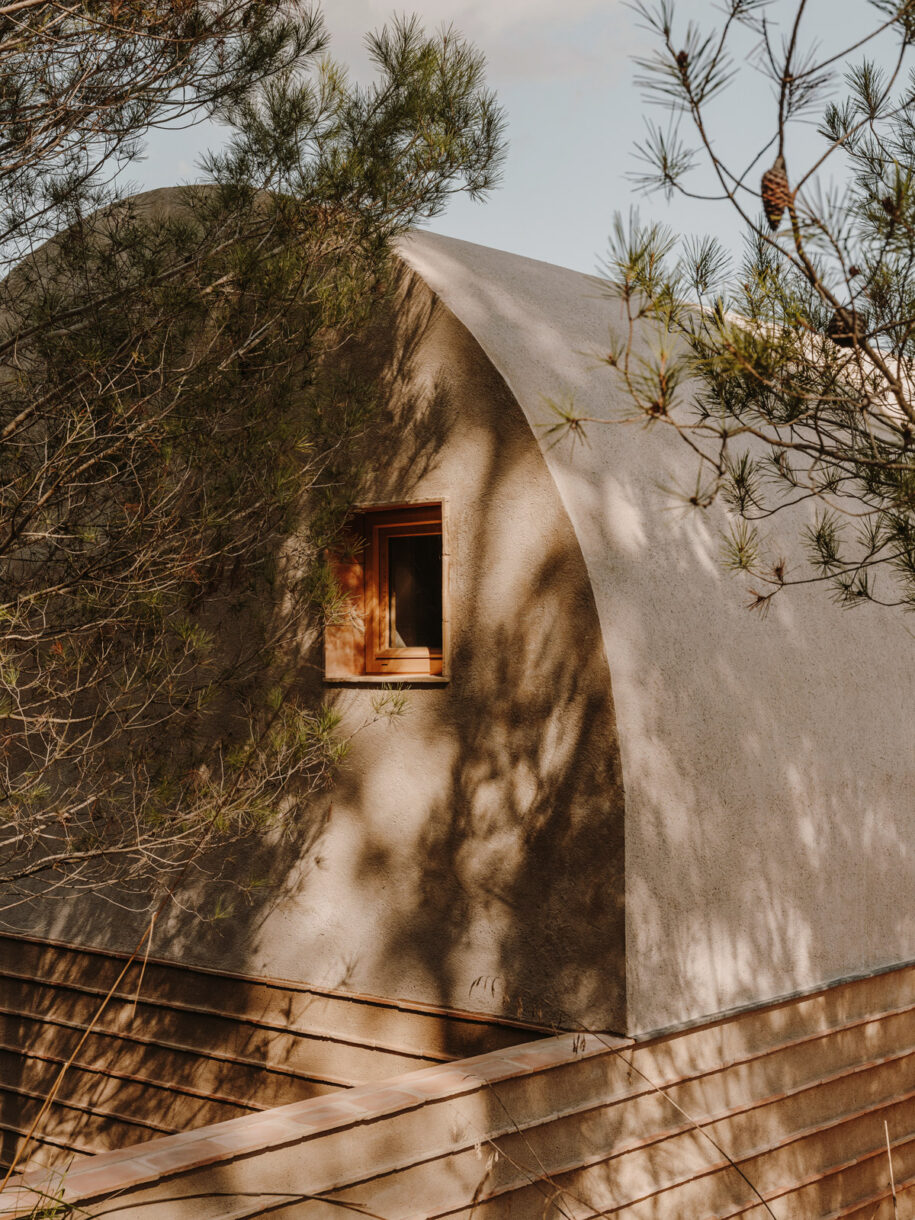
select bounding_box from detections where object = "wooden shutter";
[323,523,365,679]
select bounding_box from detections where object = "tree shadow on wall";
[318,263,628,1035]
[176,260,628,1036]
[0,263,628,1173]
[333,542,627,1033]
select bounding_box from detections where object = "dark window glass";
[387,534,442,649]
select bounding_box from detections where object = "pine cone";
[826,306,867,349]
[761,154,790,231]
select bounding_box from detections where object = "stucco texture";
[6,249,627,1034]
[270,265,628,1030]
[400,230,915,1037]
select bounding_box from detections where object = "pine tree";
[0,6,505,905]
[593,0,915,612]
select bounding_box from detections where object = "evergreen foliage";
[593,0,915,612]
[0,3,505,907]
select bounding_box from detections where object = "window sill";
[323,674,450,687]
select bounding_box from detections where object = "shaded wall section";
[401,230,915,1038]
[262,267,627,1030]
[2,264,627,1033]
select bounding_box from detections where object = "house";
[1,227,914,1217]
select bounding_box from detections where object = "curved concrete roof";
[399,230,915,1034]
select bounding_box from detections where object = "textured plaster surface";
[276,269,627,1030]
[5,251,626,1032]
[399,230,915,1036]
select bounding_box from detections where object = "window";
[324,503,446,680]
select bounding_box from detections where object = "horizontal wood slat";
[0,931,543,1174]
[3,941,914,1217]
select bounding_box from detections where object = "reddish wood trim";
[364,504,443,676]
[322,517,366,680]
[323,503,446,679]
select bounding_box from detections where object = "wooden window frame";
[323,501,448,681]
[365,504,444,676]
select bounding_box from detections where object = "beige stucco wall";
[248,268,627,1029]
[401,230,915,1037]
[4,255,627,1032]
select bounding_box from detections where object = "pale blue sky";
[138,1,906,275]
